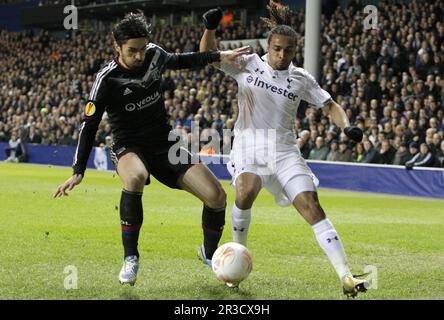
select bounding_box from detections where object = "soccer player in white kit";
[199,6,368,297]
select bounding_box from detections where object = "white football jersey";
[220,53,331,152]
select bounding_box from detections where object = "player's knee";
[295,192,325,224]
[236,188,257,209]
[310,207,326,224]
[305,200,325,224]
[124,172,147,191]
[205,184,227,209]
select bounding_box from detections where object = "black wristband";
[72,167,85,177]
[209,51,221,63]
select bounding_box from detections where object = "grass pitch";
[0,162,443,300]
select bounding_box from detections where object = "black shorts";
[111,142,196,189]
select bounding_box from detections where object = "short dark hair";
[112,11,151,45]
[267,25,297,44]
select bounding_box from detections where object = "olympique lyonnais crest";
[85,102,96,116]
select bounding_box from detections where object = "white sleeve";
[300,69,331,108]
[218,54,254,78]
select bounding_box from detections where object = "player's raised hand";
[53,174,83,198]
[344,126,363,143]
[203,7,223,30]
[220,46,251,70]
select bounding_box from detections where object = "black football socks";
[120,189,143,259]
[202,204,226,259]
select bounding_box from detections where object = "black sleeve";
[164,51,221,70]
[72,74,107,176]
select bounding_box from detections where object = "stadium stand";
[0,0,443,167]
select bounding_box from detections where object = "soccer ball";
[212,242,253,286]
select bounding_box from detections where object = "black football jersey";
[72,43,220,175]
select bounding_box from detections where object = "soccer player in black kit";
[53,12,250,285]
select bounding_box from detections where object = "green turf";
[0,162,443,300]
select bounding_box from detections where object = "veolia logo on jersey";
[124,92,161,112]
[247,75,299,101]
[125,103,136,112]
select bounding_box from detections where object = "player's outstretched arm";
[200,8,222,67]
[165,46,250,70]
[53,174,83,198]
[199,8,251,72]
[220,47,251,69]
[326,100,363,142]
[325,100,349,129]
[200,29,219,68]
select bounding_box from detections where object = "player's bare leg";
[178,163,226,209]
[231,172,262,246]
[178,164,226,266]
[292,191,326,225]
[117,152,149,193]
[217,172,261,288]
[115,152,149,285]
[293,191,368,297]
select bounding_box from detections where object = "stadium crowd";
[1,0,443,167]
[0,0,123,5]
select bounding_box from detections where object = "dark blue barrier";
[0,142,115,171]
[1,142,443,199]
[198,155,444,199]
[307,160,444,199]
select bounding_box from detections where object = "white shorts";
[227,148,319,207]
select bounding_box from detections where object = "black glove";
[344,126,363,143]
[203,7,223,30]
[405,163,414,170]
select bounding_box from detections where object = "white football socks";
[311,218,352,280]
[231,203,251,246]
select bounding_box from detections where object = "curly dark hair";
[112,10,151,45]
[261,0,297,44]
[261,0,294,28]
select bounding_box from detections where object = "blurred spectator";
[405,143,435,168]
[0,122,9,142]
[297,130,311,159]
[308,136,329,160]
[326,140,339,161]
[404,119,422,143]
[408,141,420,159]
[436,140,444,167]
[24,125,42,144]
[363,73,381,102]
[93,142,108,171]
[362,140,381,163]
[352,142,364,162]
[336,141,353,162]
[379,139,396,164]
[4,131,27,163]
[393,142,412,165]
[58,126,75,146]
